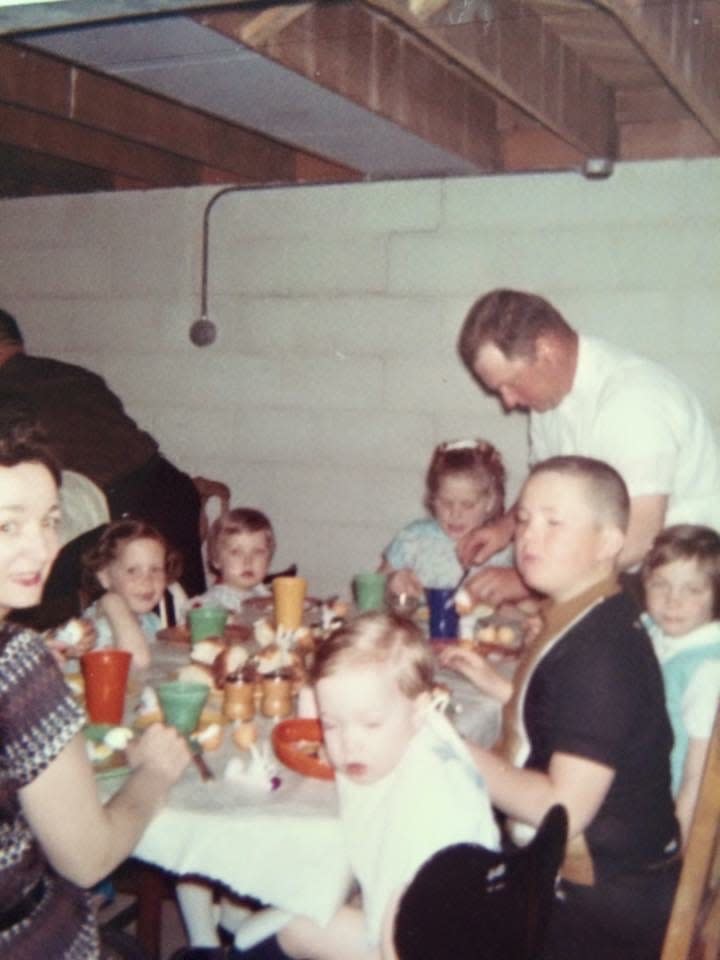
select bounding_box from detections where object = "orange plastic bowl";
[272,717,334,781]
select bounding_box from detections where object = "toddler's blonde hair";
[310,612,434,700]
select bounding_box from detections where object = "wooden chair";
[192,476,231,544]
[192,476,231,580]
[394,804,568,960]
[101,858,178,960]
[661,702,720,960]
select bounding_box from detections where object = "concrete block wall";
[1,158,718,597]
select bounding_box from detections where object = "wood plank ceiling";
[0,0,718,198]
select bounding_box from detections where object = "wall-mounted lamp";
[190,185,247,348]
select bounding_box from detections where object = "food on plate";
[177,661,221,693]
[295,738,329,765]
[253,617,276,648]
[473,620,522,650]
[216,645,250,681]
[103,726,134,751]
[86,739,113,764]
[84,724,133,769]
[194,722,223,752]
[191,639,226,665]
[294,625,315,653]
[454,588,495,619]
[232,720,258,750]
[271,717,334,780]
[453,588,474,616]
[178,641,251,696]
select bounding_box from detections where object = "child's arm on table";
[436,646,512,704]
[98,591,151,669]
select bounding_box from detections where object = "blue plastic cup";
[425,587,459,641]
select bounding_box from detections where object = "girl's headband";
[438,439,481,452]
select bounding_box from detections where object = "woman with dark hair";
[0,403,190,957]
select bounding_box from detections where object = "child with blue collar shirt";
[641,523,720,846]
[382,439,509,599]
[185,508,274,618]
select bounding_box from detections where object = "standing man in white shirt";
[456,288,720,606]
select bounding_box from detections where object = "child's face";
[644,558,714,637]
[98,536,167,614]
[515,470,622,603]
[316,661,425,785]
[432,473,494,542]
[215,530,271,591]
[0,462,60,618]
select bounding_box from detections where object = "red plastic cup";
[81,649,132,725]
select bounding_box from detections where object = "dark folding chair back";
[394,804,568,960]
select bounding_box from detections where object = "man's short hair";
[458,289,573,371]
[0,309,24,345]
[527,455,630,533]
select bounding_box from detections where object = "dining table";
[93,605,515,945]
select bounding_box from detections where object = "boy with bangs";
[465,455,680,960]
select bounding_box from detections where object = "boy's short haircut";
[528,455,630,533]
[642,524,720,618]
[310,612,435,700]
[208,507,275,565]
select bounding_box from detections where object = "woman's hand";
[436,646,512,703]
[126,723,191,785]
[45,618,97,666]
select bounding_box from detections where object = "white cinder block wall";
[1,159,719,597]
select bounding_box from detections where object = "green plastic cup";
[354,572,388,612]
[187,606,228,644]
[156,681,209,736]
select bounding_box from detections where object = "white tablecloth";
[116,637,504,924]
[134,760,352,925]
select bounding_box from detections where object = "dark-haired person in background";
[0,308,205,627]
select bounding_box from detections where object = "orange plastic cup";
[272,576,307,631]
[81,649,132,725]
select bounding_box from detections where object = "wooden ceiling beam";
[366,0,617,159]
[0,41,312,183]
[0,101,237,187]
[594,0,720,146]
[197,1,500,172]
